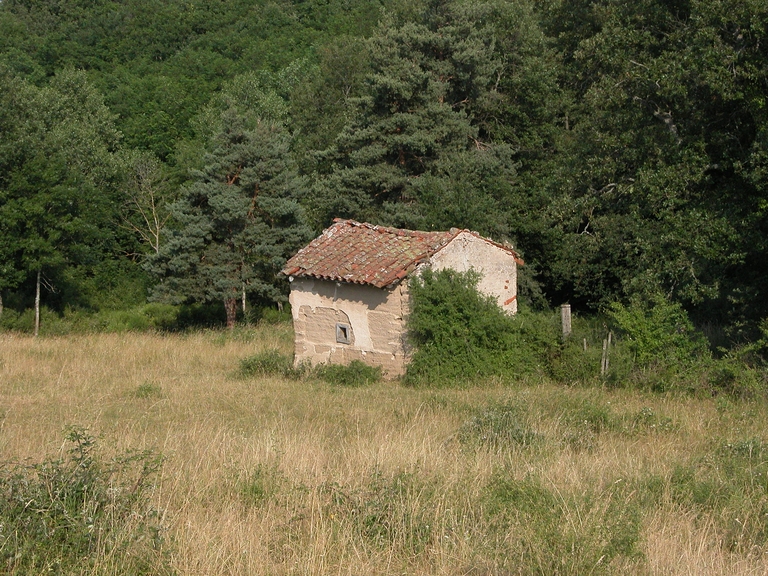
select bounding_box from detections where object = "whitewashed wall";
[288,277,410,377]
[428,231,518,313]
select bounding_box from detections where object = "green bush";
[0,427,170,574]
[314,360,382,387]
[404,268,559,386]
[608,293,709,367]
[239,350,302,379]
[548,336,604,384]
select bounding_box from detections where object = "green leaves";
[608,293,709,366]
[405,268,558,385]
[311,1,516,229]
[147,107,312,326]
[0,67,122,298]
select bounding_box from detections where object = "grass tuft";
[238,350,303,379]
[314,360,382,387]
[457,404,541,449]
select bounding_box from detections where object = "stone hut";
[282,219,523,377]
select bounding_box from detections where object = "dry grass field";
[2,327,768,575]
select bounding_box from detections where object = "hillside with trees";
[0,0,766,349]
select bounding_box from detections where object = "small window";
[336,323,351,344]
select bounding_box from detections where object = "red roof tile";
[282,219,521,288]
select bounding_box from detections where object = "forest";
[0,0,766,348]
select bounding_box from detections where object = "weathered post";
[601,332,613,375]
[34,268,41,338]
[601,338,608,375]
[561,304,572,340]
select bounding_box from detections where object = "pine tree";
[311,1,517,236]
[147,108,312,328]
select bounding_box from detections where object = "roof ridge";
[332,218,454,240]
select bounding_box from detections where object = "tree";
[119,150,173,257]
[0,68,30,318]
[311,1,517,235]
[0,66,122,333]
[289,35,371,175]
[147,108,312,328]
[531,0,768,333]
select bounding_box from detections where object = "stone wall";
[288,277,409,377]
[428,231,518,313]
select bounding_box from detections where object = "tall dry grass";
[2,328,768,574]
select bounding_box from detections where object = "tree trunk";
[34,268,41,337]
[224,297,237,329]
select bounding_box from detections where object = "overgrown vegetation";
[405,268,768,397]
[239,349,302,379]
[239,352,381,386]
[4,331,768,574]
[0,427,169,574]
[404,269,558,386]
[608,293,709,366]
[314,360,383,387]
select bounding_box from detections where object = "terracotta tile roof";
[282,219,521,288]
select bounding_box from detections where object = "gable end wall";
[428,231,518,313]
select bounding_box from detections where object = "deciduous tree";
[0,67,122,332]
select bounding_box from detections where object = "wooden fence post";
[601,331,613,375]
[561,304,572,340]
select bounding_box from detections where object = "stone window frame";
[336,323,351,344]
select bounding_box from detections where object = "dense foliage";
[0,0,766,346]
[406,268,767,397]
[405,269,558,385]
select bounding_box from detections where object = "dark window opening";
[336,323,351,344]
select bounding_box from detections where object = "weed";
[132,381,162,399]
[238,464,283,506]
[239,353,381,385]
[314,360,382,387]
[239,350,302,379]
[544,395,619,452]
[360,471,433,553]
[322,471,434,554]
[0,426,170,574]
[548,394,619,434]
[458,404,541,450]
[483,473,642,574]
[627,406,674,434]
